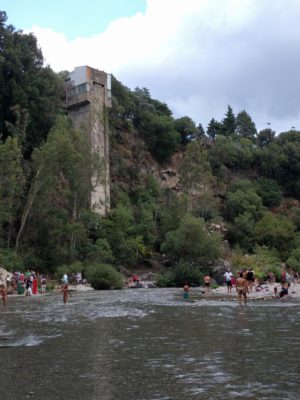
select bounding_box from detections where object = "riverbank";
[208,281,300,300]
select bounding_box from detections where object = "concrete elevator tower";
[65,66,111,215]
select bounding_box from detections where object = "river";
[0,288,299,400]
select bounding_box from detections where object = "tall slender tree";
[236,110,257,140]
[207,118,222,141]
[221,105,236,137]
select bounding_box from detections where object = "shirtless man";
[62,284,71,304]
[0,284,8,307]
[236,272,248,304]
[203,274,211,293]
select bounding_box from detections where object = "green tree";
[255,178,282,207]
[161,215,221,264]
[234,137,255,170]
[0,136,24,247]
[85,238,114,264]
[227,212,256,251]
[174,116,198,144]
[256,128,275,147]
[206,118,222,140]
[280,141,300,199]
[196,123,206,141]
[289,208,300,231]
[287,248,300,273]
[86,263,123,290]
[221,105,236,137]
[192,192,220,221]
[226,188,263,222]
[15,116,92,266]
[208,136,245,173]
[0,12,63,153]
[255,141,285,179]
[105,204,146,266]
[159,190,188,239]
[254,213,295,257]
[235,110,257,140]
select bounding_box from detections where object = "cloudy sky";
[3,0,300,133]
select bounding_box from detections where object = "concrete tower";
[65,66,111,215]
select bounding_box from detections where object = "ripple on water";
[0,332,62,348]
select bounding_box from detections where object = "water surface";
[0,288,299,399]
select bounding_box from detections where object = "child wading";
[183,283,190,300]
[62,284,71,304]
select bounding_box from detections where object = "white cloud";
[27,0,300,133]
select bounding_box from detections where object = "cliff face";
[110,128,184,196]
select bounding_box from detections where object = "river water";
[0,288,299,400]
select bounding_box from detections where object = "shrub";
[0,248,24,272]
[230,246,281,281]
[155,262,203,287]
[155,272,175,288]
[161,215,221,264]
[172,263,203,286]
[45,280,56,291]
[86,263,123,290]
[287,248,300,273]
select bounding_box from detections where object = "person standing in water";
[236,272,248,304]
[0,284,8,307]
[183,283,190,300]
[224,270,233,293]
[203,274,211,293]
[246,268,254,293]
[62,284,71,304]
[41,275,47,294]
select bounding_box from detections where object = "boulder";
[0,267,13,287]
[212,260,233,285]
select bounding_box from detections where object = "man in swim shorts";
[236,272,248,304]
[224,270,233,293]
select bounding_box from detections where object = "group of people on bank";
[0,269,47,307]
[7,270,47,296]
[183,267,299,304]
[0,270,82,307]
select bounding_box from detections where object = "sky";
[3,0,300,133]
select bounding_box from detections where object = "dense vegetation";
[1,11,300,287]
